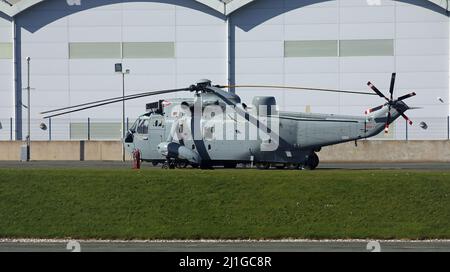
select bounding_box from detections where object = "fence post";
[126,117,129,131]
[448,116,449,141]
[48,118,52,141]
[405,119,409,141]
[10,117,13,141]
[87,118,91,141]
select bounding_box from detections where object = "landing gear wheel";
[256,163,270,170]
[304,153,319,170]
[163,158,176,169]
[152,161,159,167]
[169,161,176,169]
[176,161,188,169]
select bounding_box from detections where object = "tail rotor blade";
[365,104,384,115]
[401,113,413,125]
[367,82,389,101]
[385,107,392,134]
[389,73,396,100]
[397,92,416,101]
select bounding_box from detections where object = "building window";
[0,43,13,59]
[70,122,122,140]
[69,42,175,59]
[339,39,394,57]
[284,40,338,58]
[284,39,394,58]
[69,42,122,59]
[122,42,175,58]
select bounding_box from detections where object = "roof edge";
[196,0,225,14]
[1,0,449,18]
[225,0,254,15]
[0,0,226,17]
[1,0,43,16]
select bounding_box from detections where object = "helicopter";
[41,73,417,170]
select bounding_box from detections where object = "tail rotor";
[366,73,416,133]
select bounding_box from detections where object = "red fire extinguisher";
[132,149,141,169]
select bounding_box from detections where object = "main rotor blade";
[397,92,416,101]
[43,88,190,119]
[365,104,384,115]
[367,82,389,101]
[40,87,190,115]
[389,73,396,101]
[221,85,377,96]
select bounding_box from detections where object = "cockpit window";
[129,120,138,133]
[152,118,164,127]
[137,118,149,134]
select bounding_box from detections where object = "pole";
[122,72,125,162]
[405,119,409,141]
[26,57,31,161]
[10,117,12,141]
[87,117,90,141]
[49,118,52,141]
[448,116,449,140]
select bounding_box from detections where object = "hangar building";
[0,0,449,140]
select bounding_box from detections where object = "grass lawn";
[0,168,449,240]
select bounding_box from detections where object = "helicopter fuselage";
[40,75,415,169]
[124,96,405,169]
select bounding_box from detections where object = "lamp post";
[26,56,31,161]
[115,63,130,162]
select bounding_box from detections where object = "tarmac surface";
[0,161,449,170]
[1,240,450,252]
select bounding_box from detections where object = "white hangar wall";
[0,14,13,140]
[12,0,227,140]
[230,0,450,140]
[0,0,449,140]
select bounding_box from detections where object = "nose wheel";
[304,152,319,170]
[162,158,176,169]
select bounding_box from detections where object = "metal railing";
[0,116,450,141]
[0,118,133,141]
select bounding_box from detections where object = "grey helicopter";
[41,73,416,170]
